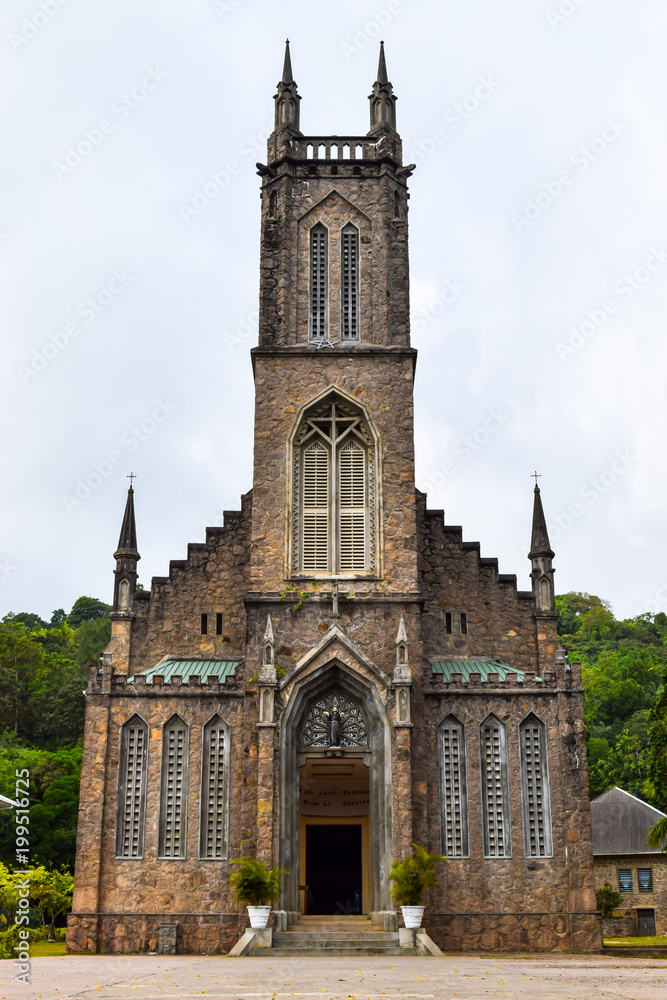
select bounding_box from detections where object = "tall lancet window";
[115,714,148,859]
[341,224,359,340]
[309,224,328,340]
[480,714,512,858]
[438,715,469,858]
[293,394,377,576]
[199,714,230,859]
[158,715,189,859]
[519,714,553,857]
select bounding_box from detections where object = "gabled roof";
[590,786,667,855]
[431,660,525,683]
[127,659,241,685]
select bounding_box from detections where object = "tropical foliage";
[388,844,447,907]
[227,857,286,906]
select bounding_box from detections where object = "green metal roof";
[431,659,524,682]
[127,659,242,685]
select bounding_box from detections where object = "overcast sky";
[2,0,666,623]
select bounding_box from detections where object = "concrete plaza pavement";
[1,953,666,1000]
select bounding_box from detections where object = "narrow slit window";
[445,612,453,634]
[341,225,359,341]
[519,714,553,857]
[199,715,230,859]
[115,714,148,859]
[637,869,653,892]
[216,613,223,636]
[309,225,328,340]
[201,613,208,635]
[618,869,633,892]
[159,716,189,859]
[480,715,512,858]
[460,612,468,634]
[269,191,277,217]
[438,715,468,858]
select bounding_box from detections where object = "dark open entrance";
[305,824,362,915]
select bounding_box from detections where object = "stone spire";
[113,484,140,615]
[528,483,555,613]
[274,39,301,133]
[368,41,397,133]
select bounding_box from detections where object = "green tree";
[67,597,110,628]
[29,866,74,940]
[596,880,622,918]
[588,730,650,801]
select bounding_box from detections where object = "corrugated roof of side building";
[590,786,667,855]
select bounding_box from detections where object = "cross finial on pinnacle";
[531,471,541,487]
[127,472,137,489]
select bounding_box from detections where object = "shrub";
[227,858,286,906]
[389,843,447,907]
[596,880,623,918]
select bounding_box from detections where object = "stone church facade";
[67,44,602,955]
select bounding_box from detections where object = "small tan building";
[591,786,667,937]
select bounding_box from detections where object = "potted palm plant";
[228,857,286,928]
[389,843,446,929]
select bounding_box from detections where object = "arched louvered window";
[115,714,148,859]
[309,224,328,340]
[158,715,189,859]
[293,395,377,575]
[519,714,553,857]
[480,714,512,858]
[302,440,330,571]
[339,440,366,570]
[199,714,230,859]
[438,715,469,858]
[341,224,359,340]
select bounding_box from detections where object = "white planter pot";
[247,905,272,929]
[401,905,425,929]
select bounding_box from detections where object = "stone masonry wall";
[594,854,667,936]
[249,351,419,595]
[126,492,252,675]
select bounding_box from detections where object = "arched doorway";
[278,660,393,915]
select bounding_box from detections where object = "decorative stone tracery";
[300,689,369,748]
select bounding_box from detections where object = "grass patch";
[25,941,67,958]
[604,936,667,946]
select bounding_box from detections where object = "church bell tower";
[251,42,417,597]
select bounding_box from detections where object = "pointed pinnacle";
[529,483,554,558]
[115,486,139,558]
[377,40,388,85]
[263,614,275,645]
[396,615,408,645]
[282,38,294,84]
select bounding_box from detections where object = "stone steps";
[255,916,419,957]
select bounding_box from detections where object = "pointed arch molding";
[278,657,393,914]
[285,386,383,579]
[279,624,389,692]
